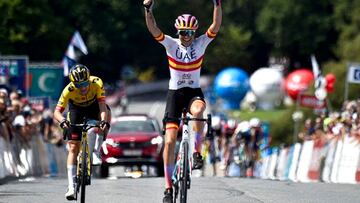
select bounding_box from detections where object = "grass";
[228,109,289,122]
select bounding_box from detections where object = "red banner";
[299,94,327,109]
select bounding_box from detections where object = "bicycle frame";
[77,130,91,182]
[164,111,212,203]
[70,119,101,203]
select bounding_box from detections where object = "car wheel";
[100,163,109,178]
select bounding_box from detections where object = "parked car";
[100,114,164,177]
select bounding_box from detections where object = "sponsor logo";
[182,73,191,79]
[175,46,197,61]
[71,133,79,139]
[177,80,186,86]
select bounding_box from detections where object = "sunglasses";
[178,30,196,37]
[74,81,90,88]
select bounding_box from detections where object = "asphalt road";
[1,175,360,203]
[1,92,360,203]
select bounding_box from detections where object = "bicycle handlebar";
[62,117,102,141]
[69,119,102,132]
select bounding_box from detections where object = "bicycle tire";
[80,140,87,203]
[180,142,189,203]
[173,183,178,203]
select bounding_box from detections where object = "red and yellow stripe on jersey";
[168,55,204,72]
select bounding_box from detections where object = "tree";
[257,0,337,68]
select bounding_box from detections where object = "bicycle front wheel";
[180,142,189,203]
[80,140,87,203]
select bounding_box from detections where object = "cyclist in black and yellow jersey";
[53,64,110,200]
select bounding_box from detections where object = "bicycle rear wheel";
[179,142,189,203]
[80,140,87,203]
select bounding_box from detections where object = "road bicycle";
[163,110,212,203]
[69,119,101,203]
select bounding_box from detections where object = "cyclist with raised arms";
[143,0,222,202]
[53,64,110,200]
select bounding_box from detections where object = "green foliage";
[205,24,252,73]
[231,109,287,122]
[0,0,358,88]
[257,0,336,62]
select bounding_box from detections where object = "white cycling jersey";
[155,30,216,90]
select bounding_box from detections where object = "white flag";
[62,31,88,76]
[71,31,88,55]
[62,45,77,76]
[311,55,322,89]
[311,55,327,100]
[347,65,360,84]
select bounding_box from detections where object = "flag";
[311,55,327,100]
[62,44,76,76]
[347,65,360,84]
[71,31,88,55]
[62,31,88,76]
[311,54,323,89]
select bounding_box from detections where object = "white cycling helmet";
[249,118,261,128]
[237,121,250,133]
[211,115,221,130]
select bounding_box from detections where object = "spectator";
[0,97,11,141]
[299,118,315,141]
[9,90,20,101]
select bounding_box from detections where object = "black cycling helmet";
[69,64,90,88]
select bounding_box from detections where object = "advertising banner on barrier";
[322,139,337,183]
[28,64,63,100]
[297,140,314,182]
[260,122,271,150]
[276,148,289,180]
[356,153,360,183]
[308,138,326,181]
[288,143,301,181]
[336,135,360,184]
[0,56,28,95]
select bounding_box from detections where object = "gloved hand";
[100,120,110,130]
[59,119,70,129]
[143,0,154,12]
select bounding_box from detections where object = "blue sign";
[354,69,360,80]
[0,56,28,95]
[348,65,360,84]
[29,65,63,100]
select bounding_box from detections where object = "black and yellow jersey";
[55,76,105,112]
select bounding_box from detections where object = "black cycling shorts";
[66,101,101,141]
[164,87,205,126]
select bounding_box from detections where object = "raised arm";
[143,0,162,38]
[208,0,222,34]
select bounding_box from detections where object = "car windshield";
[111,120,156,133]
